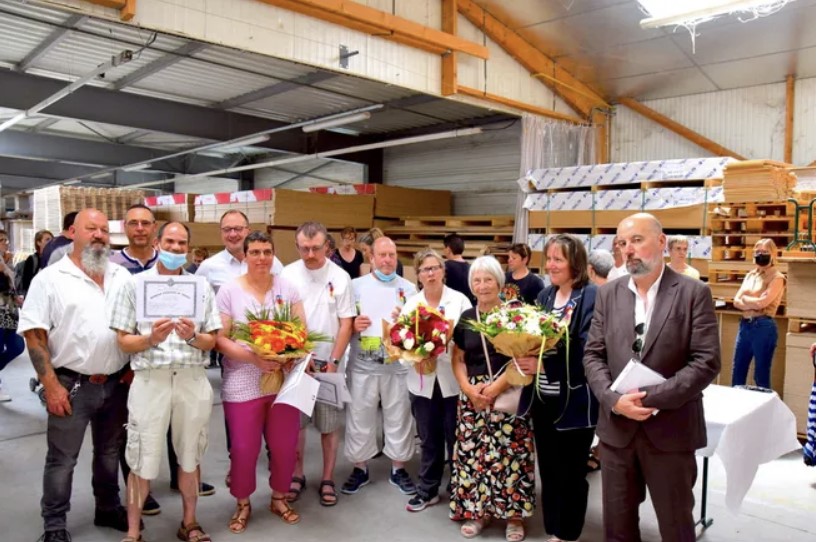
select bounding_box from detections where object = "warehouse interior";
[0,0,814,541]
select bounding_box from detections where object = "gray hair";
[296,221,328,240]
[468,255,504,294]
[667,234,689,250]
[588,249,615,278]
[413,248,445,275]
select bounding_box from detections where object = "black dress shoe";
[93,506,143,532]
[142,493,161,516]
[169,481,216,496]
[38,530,71,542]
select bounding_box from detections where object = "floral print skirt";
[449,375,536,521]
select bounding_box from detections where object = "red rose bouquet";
[383,303,453,375]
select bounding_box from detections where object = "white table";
[695,385,802,526]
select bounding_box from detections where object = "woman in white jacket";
[401,248,471,513]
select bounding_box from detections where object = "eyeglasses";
[125,220,155,228]
[247,249,274,257]
[297,243,326,255]
[419,265,443,274]
[221,226,247,234]
[632,322,645,359]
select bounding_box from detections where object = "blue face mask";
[158,249,187,271]
[374,268,397,282]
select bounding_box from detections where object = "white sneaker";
[0,387,11,402]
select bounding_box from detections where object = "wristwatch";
[185,334,197,346]
[330,358,340,366]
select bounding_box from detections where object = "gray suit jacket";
[583,266,720,452]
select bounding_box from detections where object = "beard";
[80,243,110,276]
[626,257,652,276]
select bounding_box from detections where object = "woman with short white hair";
[666,235,700,280]
[449,256,535,542]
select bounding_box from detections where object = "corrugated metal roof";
[193,47,315,81]
[406,99,500,123]
[0,1,71,25]
[241,87,370,122]
[80,17,190,52]
[354,109,441,134]
[314,74,417,104]
[0,12,56,64]
[130,58,279,104]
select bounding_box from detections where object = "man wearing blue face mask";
[341,237,418,497]
[110,221,222,542]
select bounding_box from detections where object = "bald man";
[19,209,135,542]
[583,212,720,542]
[341,237,418,496]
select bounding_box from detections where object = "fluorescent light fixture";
[639,0,792,28]
[0,113,25,132]
[63,180,82,186]
[89,172,111,180]
[122,163,150,172]
[216,134,271,151]
[302,112,371,133]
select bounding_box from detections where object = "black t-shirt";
[336,249,364,279]
[453,307,511,378]
[445,259,473,303]
[502,272,545,305]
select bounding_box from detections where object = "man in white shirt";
[280,222,354,507]
[111,221,222,542]
[19,209,135,542]
[341,237,418,496]
[195,210,282,292]
[607,235,629,281]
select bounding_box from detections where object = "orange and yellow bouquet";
[232,298,330,393]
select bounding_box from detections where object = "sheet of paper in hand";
[135,274,207,322]
[610,359,666,394]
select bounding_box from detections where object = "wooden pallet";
[788,318,817,334]
[401,215,514,228]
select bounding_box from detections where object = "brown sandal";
[319,480,338,507]
[176,521,212,542]
[228,502,252,534]
[285,475,306,503]
[120,537,144,542]
[270,495,301,525]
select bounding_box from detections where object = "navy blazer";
[519,283,600,430]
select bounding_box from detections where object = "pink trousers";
[223,396,300,499]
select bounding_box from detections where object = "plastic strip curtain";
[514,114,595,243]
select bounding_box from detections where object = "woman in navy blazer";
[517,234,599,542]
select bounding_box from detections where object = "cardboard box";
[786,260,816,319]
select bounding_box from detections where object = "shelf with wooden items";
[383,215,514,267]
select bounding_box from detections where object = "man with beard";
[111,221,221,542]
[280,221,354,507]
[341,237,418,496]
[583,213,720,542]
[19,209,135,542]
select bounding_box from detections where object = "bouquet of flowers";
[383,304,453,375]
[232,299,330,393]
[467,303,568,386]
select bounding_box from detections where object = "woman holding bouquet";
[450,256,535,542]
[216,231,305,534]
[516,234,599,542]
[401,249,472,513]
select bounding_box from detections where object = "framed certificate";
[135,275,207,322]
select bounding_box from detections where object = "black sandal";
[319,480,338,507]
[286,476,306,503]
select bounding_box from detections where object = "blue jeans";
[0,327,24,372]
[42,371,128,532]
[732,317,778,389]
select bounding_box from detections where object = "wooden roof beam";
[258,0,488,59]
[619,97,747,160]
[456,0,608,118]
[441,0,458,96]
[82,0,135,21]
[785,74,795,164]
[457,86,585,124]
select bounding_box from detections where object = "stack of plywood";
[785,259,816,319]
[722,160,797,202]
[33,186,145,234]
[783,326,815,436]
[194,189,374,229]
[145,194,196,222]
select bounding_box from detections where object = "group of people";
[5,201,790,542]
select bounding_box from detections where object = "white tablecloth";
[698,385,801,512]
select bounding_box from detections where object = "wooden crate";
[715,312,788,396]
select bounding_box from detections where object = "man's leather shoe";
[38,530,71,542]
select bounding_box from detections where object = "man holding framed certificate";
[110,222,222,542]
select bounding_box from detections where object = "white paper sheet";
[274,354,320,416]
[357,290,402,338]
[610,359,667,393]
[135,274,207,322]
[314,372,352,408]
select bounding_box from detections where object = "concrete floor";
[0,353,814,542]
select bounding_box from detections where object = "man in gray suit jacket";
[583,213,720,542]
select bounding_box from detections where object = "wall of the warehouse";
[612,78,816,165]
[383,121,521,215]
[174,176,237,194]
[45,0,572,116]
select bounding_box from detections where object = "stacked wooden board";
[309,184,452,223]
[383,215,514,267]
[146,194,196,222]
[33,186,145,234]
[722,160,797,202]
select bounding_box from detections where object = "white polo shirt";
[18,256,131,375]
[401,286,472,398]
[280,259,355,361]
[195,249,283,291]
